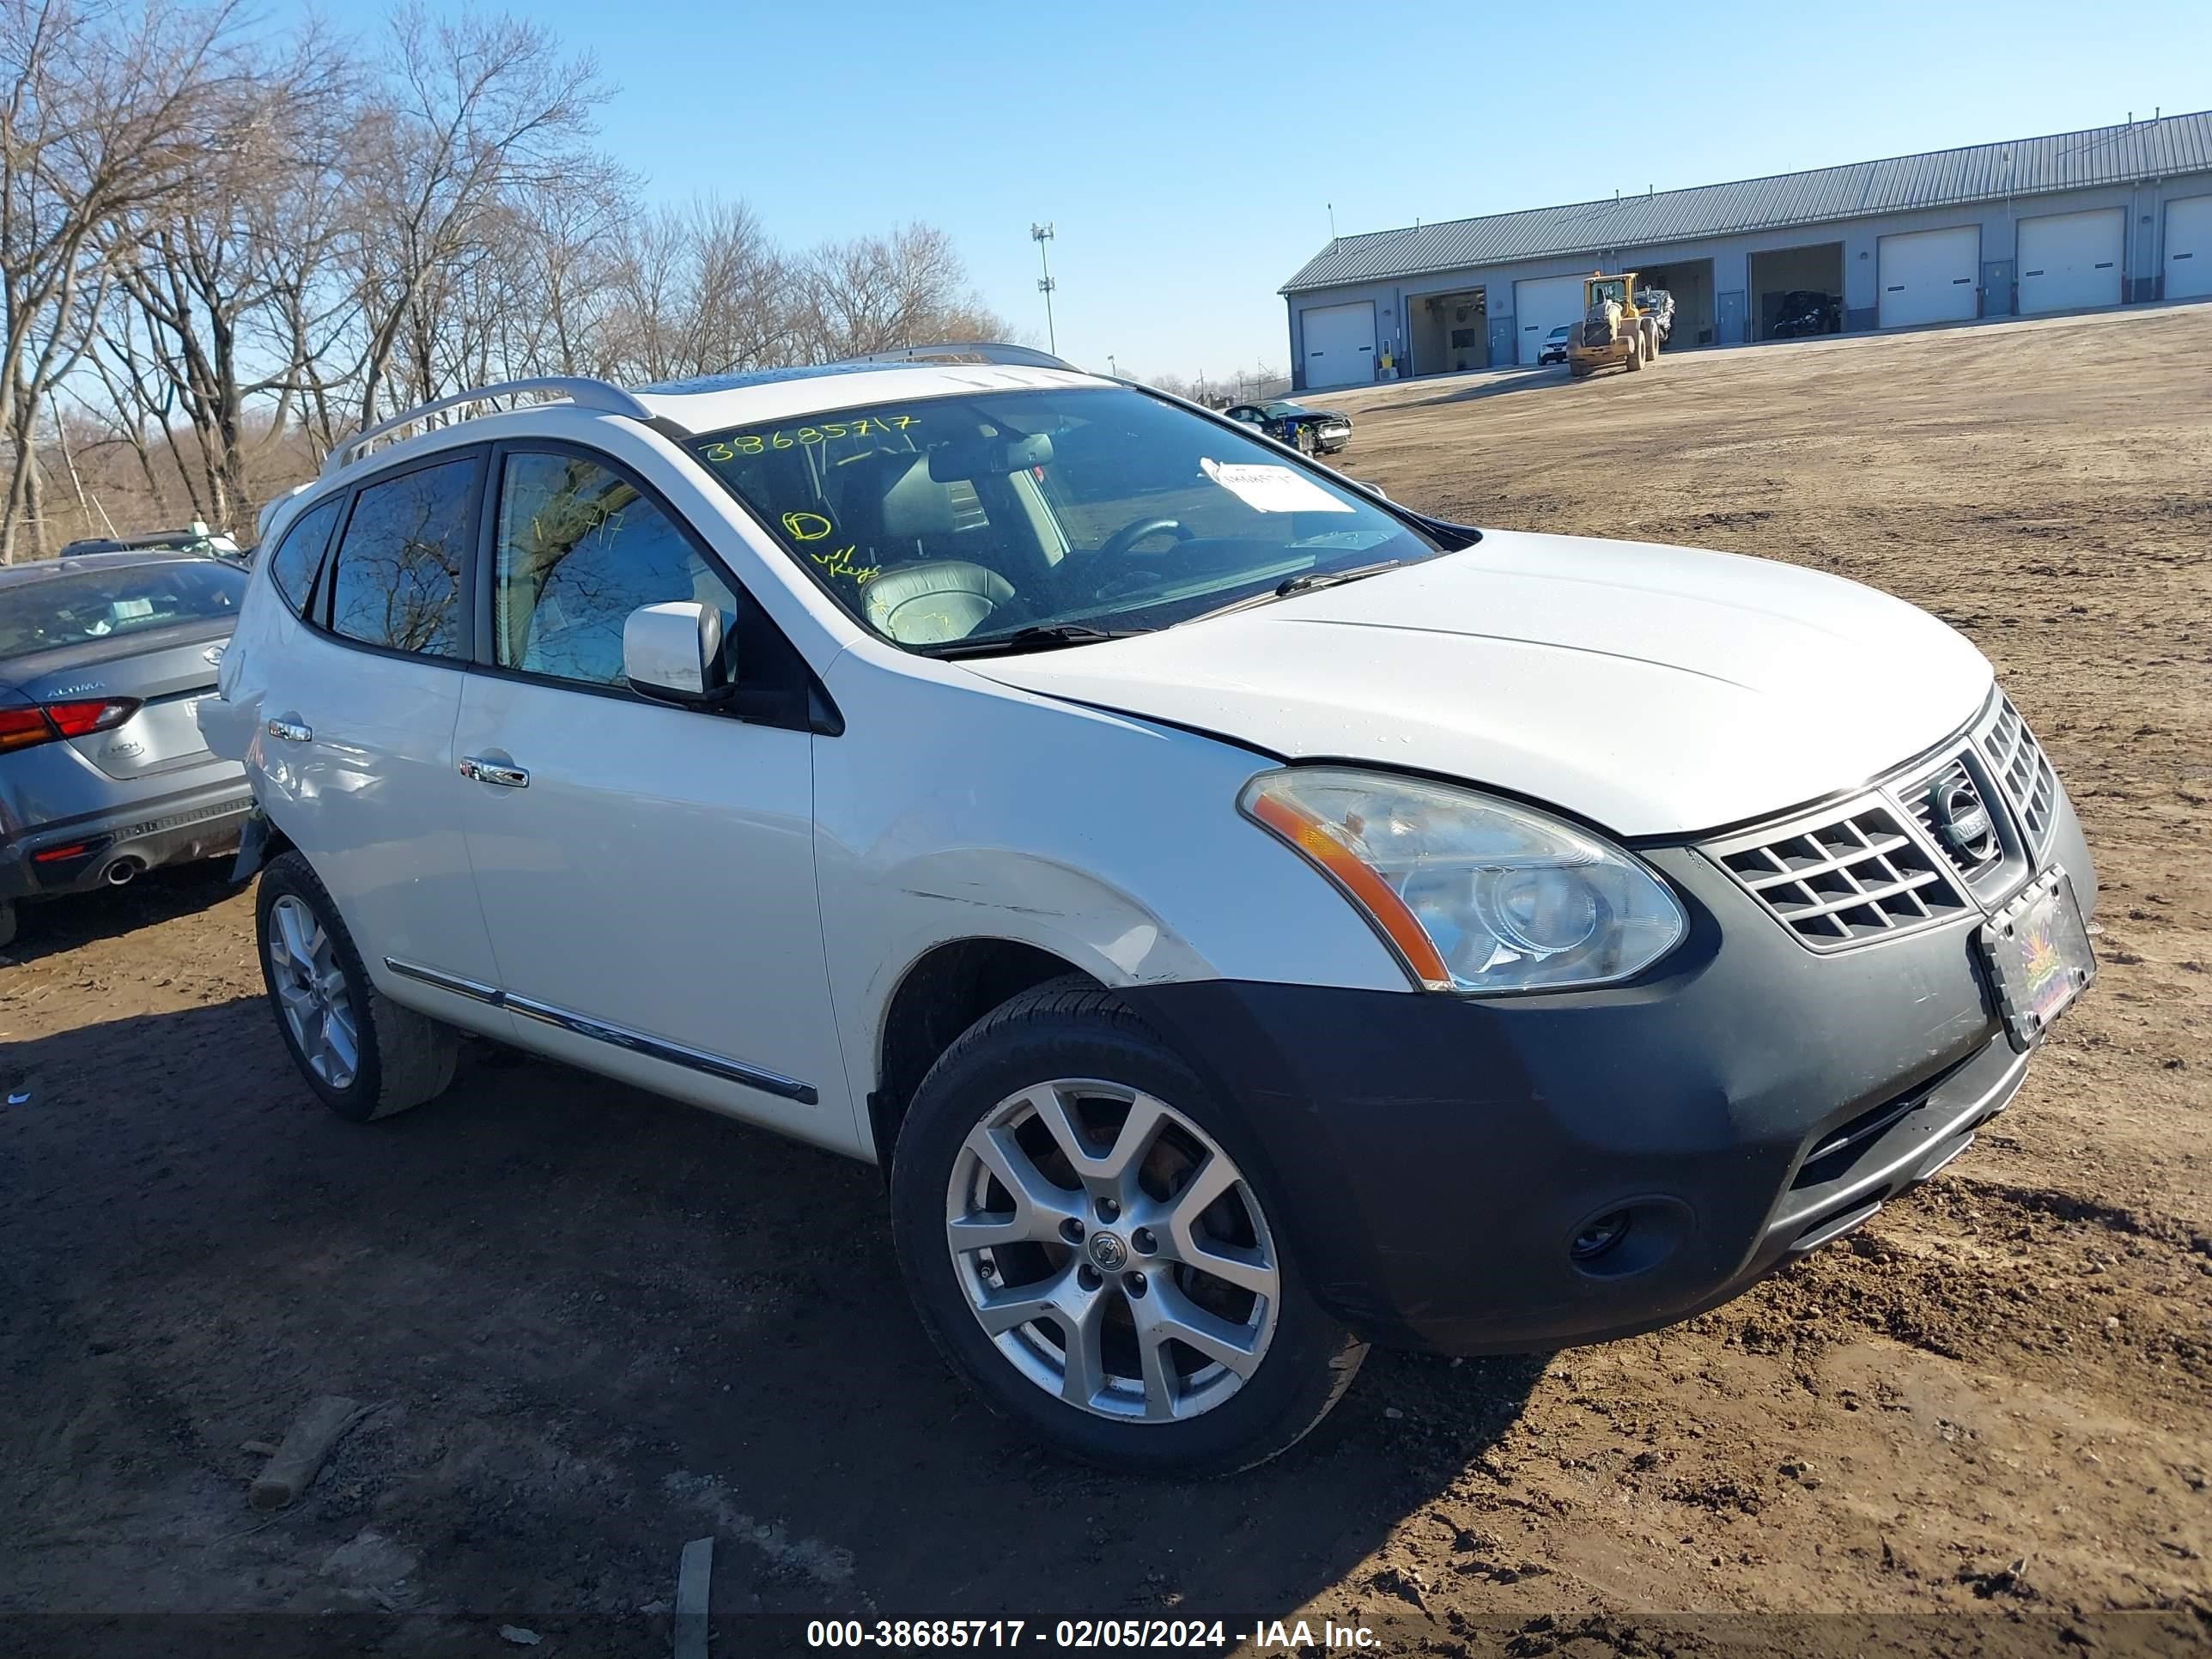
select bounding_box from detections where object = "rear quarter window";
[265,497,343,617]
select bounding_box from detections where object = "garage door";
[1878,226,1980,329]
[1299,301,1376,390]
[2166,194,2212,301]
[1514,274,1586,365]
[2018,208,2123,314]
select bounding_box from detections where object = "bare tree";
[0,0,246,560]
[3,2,1021,555]
[796,222,1008,361]
[605,196,792,384]
[97,20,347,528]
[339,4,604,428]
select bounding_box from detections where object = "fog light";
[1571,1209,1632,1261]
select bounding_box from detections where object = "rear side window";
[265,497,342,617]
[326,457,477,659]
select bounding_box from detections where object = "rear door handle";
[266,717,313,744]
[459,756,530,788]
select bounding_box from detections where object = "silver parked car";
[0,550,255,947]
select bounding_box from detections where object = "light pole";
[1030,222,1057,356]
[1107,353,1117,378]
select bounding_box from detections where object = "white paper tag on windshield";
[1200,457,1352,514]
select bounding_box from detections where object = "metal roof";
[1282,110,2212,293]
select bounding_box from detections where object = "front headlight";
[1239,767,1687,994]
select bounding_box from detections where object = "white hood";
[970,529,1992,838]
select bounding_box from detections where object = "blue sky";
[327,1,2206,380]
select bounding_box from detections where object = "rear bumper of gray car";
[0,766,253,901]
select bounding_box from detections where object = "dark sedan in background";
[0,550,254,947]
[1223,398,1352,456]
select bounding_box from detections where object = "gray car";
[0,550,255,947]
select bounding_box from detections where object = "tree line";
[0,0,1008,561]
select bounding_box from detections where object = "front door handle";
[266,717,313,744]
[459,755,530,789]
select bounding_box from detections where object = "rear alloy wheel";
[268,892,361,1091]
[256,851,457,1122]
[891,978,1365,1475]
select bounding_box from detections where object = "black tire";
[0,897,16,951]
[890,977,1366,1476]
[255,850,457,1123]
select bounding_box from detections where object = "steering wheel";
[1088,516,1194,592]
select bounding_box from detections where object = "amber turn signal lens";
[1243,790,1453,989]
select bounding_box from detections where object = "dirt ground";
[3,306,2208,1657]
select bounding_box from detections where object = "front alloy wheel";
[946,1079,1279,1423]
[890,978,1365,1475]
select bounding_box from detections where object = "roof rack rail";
[835,341,1080,373]
[323,376,657,477]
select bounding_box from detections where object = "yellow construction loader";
[1565,272,1668,378]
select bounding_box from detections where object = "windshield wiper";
[1188,559,1405,623]
[928,623,1144,659]
[1273,561,1401,598]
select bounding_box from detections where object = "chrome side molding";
[383,959,501,1004]
[382,957,817,1105]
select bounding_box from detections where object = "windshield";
[0,561,245,656]
[689,386,1444,653]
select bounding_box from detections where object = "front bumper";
[1121,787,2095,1356]
[0,769,254,902]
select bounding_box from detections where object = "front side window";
[266,497,343,617]
[0,560,246,655]
[492,450,738,688]
[326,457,476,658]
[688,386,1443,652]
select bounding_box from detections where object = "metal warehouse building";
[1281,111,2212,390]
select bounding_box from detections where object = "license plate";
[1978,868,2096,1051]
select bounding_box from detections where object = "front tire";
[256,851,457,1122]
[890,979,1365,1475]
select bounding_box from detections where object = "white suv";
[203,347,2097,1474]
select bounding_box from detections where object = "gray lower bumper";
[0,779,255,900]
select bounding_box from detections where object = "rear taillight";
[0,697,140,751]
[0,707,49,751]
[43,697,140,737]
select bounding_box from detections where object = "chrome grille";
[1905,757,2010,886]
[1980,696,2057,848]
[1713,800,1972,947]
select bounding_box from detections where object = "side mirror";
[623,601,727,703]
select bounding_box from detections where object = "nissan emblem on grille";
[1929,773,1998,866]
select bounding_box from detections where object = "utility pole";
[1030,222,1057,355]
[1107,353,1117,378]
